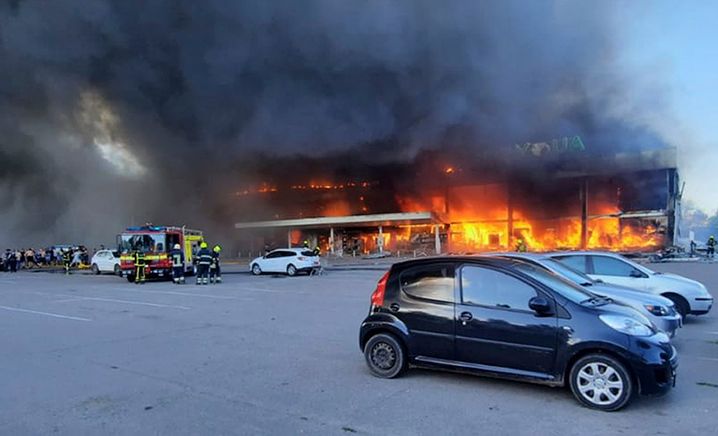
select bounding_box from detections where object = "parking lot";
[0,262,717,435]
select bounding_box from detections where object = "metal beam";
[235,212,439,230]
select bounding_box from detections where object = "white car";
[493,253,682,337]
[250,248,320,276]
[550,251,713,317]
[90,250,121,275]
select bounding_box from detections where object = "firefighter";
[133,250,147,284]
[515,238,528,253]
[170,243,185,284]
[210,244,222,284]
[196,241,212,285]
[707,236,716,259]
[303,240,309,249]
[62,248,72,275]
[313,245,320,257]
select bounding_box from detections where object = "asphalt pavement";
[0,262,716,435]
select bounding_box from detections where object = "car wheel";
[251,264,262,275]
[664,294,689,318]
[91,264,100,275]
[364,333,406,379]
[114,264,121,276]
[569,354,633,411]
[286,264,297,276]
[126,274,135,283]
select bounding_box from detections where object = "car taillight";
[370,271,390,309]
[297,256,306,261]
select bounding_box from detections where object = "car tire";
[126,274,135,283]
[569,354,633,411]
[664,294,689,318]
[91,264,100,275]
[251,264,262,275]
[364,333,406,379]
[114,264,121,276]
[286,264,297,276]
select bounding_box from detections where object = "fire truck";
[117,225,204,282]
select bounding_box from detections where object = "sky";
[622,1,718,213]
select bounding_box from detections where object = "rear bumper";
[629,336,678,396]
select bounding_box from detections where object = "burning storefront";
[233,145,680,256]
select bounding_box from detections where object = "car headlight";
[599,314,653,336]
[644,304,669,316]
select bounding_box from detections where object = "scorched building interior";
[233,144,680,257]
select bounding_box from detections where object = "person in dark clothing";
[210,244,222,284]
[62,249,72,275]
[708,236,716,259]
[169,243,185,284]
[196,242,212,285]
[133,250,147,284]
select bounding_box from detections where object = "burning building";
[234,144,680,256]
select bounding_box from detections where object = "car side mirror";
[629,269,644,278]
[529,296,552,315]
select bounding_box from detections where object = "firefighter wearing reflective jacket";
[210,244,222,284]
[62,249,72,275]
[196,242,212,285]
[133,250,147,284]
[170,243,185,284]
[708,236,716,259]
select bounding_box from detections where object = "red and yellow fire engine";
[118,225,204,282]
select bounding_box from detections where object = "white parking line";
[698,357,718,362]
[55,295,191,310]
[0,305,91,321]
[112,288,240,300]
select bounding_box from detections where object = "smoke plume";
[0,0,673,247]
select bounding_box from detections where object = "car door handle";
[389,303,400,312]
[459,312,473,322]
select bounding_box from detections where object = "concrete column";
[507,183,514,250]
[329,227,335,255]
[580,178,588,249]
[378,226,383,254]
[434,225,441,255]
[287,229,292,248]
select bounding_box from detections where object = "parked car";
[90,250,121,275]
[359,256,677,411]
[491,253,682,337]
[549,252,713,317]
[249,248,320,276]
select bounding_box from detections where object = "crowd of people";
[2,246,91,272]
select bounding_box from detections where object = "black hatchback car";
[359,257,677,411]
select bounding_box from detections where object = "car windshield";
[512,262,597,304]
[540,259,595,285]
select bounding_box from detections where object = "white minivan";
[550,251,713,317]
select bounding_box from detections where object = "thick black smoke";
[0,0,670,247]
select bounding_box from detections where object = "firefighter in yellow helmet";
[515,238,528,253]
[196,241,212,285]
[133,250,147,284]
[210,244,222,284]
[707,235,716,259]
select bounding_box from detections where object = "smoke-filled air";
[0,0,676,246]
